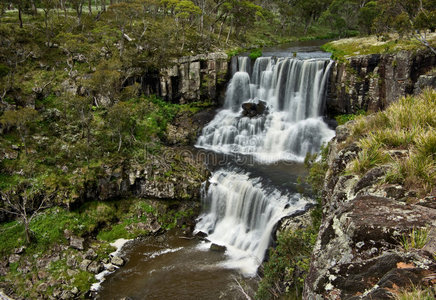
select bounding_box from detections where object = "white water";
[195,169,308,275]
[197,56,335,162]
[195,55,335,276]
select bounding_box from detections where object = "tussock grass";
[394,284,435,300]
[348,89,436,195]
[399,227,430,251]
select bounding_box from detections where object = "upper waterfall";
[196,56,335,162]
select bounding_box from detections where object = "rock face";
[125,52,229,104]
[88,151,210,203]
[327,50,436,115]
[303,126,436,299]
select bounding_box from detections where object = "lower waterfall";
[195,54,335,276]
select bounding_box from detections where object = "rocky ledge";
[327,49,436,115]
[303,125,436,299]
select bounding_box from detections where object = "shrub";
[249,48,262,60]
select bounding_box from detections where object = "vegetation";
[322,34,436,61]
[335,110,366,125]
[347,89,436,196]
[394,285,436,300]
[0,197,196,298]
[399,227,430,251]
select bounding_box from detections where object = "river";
[98,41,334,299]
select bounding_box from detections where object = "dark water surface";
[97,231,259,299]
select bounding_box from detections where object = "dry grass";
[348,89,436,195]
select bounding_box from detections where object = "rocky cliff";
[125,52,229,104]
[326,50,436,115]
[303,123,436,299]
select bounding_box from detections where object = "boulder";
[70,236,84,250]
[241,100,267,118]
[85,248,98,260]
[87,261,104,274]
[210,243,226,252]
[303,196,436,299]
[111,256,124,267]
[79,259,92,271]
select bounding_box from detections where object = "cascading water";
[197,56,335,162]
[195,55,335,276]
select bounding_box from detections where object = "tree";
[0,183,48,244]
[107,101,136,152]
[69,0,86,24]
[40,0,57,45]
[175,0,201,50]
[0,107,38,155]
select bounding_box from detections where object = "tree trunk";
[18,6,23,28]
[88,0,92,15]
[119,26,125,57]
[30,0,37,15]
[226,19,233,44]
[24,220,31,243]
[117,132,122,152]
[19,130,28,155]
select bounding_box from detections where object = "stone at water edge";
[111,256,124,267]
[210,243,226,252]
[88,261,104,274]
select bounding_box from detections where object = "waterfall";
[195,169,308,275]
[197,56,335,162]
[195,55,334,276]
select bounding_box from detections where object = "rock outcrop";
[327,50,436,115]
[125,52,229,104]
[303,125,436,299]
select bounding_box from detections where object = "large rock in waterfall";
[241,100,268,118]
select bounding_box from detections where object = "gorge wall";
[326,49,436,115]
[124,52,229,105]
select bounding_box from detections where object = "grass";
[347,89,436,195]
[322,33,436,61]
[395,285,436,300]
[399,227,429,251]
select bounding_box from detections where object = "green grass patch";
[348,89,436,195]
[335,109,366,126]
[322,34,435,61]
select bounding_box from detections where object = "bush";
[249,48,262,60]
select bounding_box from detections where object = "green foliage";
[335,110,366,125]
[322,34,433,61]
[399,227,430,251]
[256,224,319,299]
[249,48,262,60]
[304,143,329,195]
